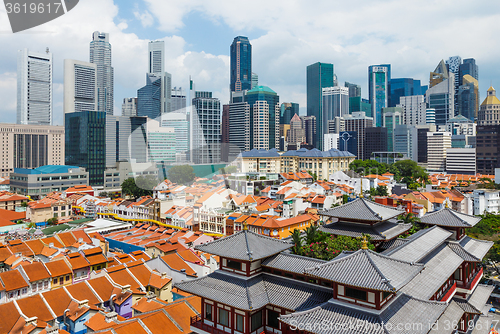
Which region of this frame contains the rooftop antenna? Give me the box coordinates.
[46,47,49,54]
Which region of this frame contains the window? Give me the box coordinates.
[345,287,367,301]
[235,314,244,332]
[44,281,48,289]
[383,291,392,300]
[53,278,57,284]
[251,310,262,331]
[226,260,242,271]
[65,275,70,281]
[268,310,280,328]
[205,304,212,321]
[219,309,229,327]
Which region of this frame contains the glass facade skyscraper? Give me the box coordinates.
[368,64,391,127]
[230,36,252,92]
[90,31,114,115]
[307,62,334,150]
[389,78,427,107]
[280,102,299,125]
[459,58,478,85]
[137,74,162,119]
[191,95,221,164]
[246,86,280,150]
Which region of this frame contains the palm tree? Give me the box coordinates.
[397,212,420,225]
[305,225,319,245]
[291,229,303,254]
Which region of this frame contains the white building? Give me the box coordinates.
[426,108,436,124]
[446,148,476,175]
[161,112,189,162]
[323,133,339,151]
[63,59,97,114]
[397,95,426,126]
[122,97,137,116]
[427,132,452,172]
[147,119,177,164]
[148,40,172,113]
[322,86,349,137]
[17,48,52,125]
[191,94,221,164]
[90,31,114,115]
[473,189,500,215]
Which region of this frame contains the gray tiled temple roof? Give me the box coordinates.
[430,300,464,333]
[304,249,423,292]
[459,236,493,260]
[174,271,331,311]
[383,226,453,263]
[319,221,411,241]
[379,238,409,251]
[467,284,494,312]
[453,298,481,315]
[194,229,292,261]
[420,208,481,227]
[279,294,447,334]
[401,244,463,300]
[447,241,481,262]
[262,253,327,275]
[319,198,405,222]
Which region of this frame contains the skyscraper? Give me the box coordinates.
[280,102,299,125]
[63,59,97,114]
[122,98,138,116]
[446,56,461,113]
[90,31,114,115]
[457,75,479,121]
[161,112,189,162]
[368,64,391,127]
[137,74,162,119]
[191,93,221,164]
[344,112,373,160]
[230,36,252,92]
[389,78,426,107]
[307,62,334,149]
[322,86,349,138]
[246,86,280,150]
[302,116,317,147]
[426,62,454,125]
[147,40,172,113]
[252,72,258,89]
[364,127,387,161]
[345,82,361,98]
[397,95,426,126]
[17,48,53,125]
[459,58,478,84]
[382,107,402,152]
[394,124,418,161]
[228,91,250,153]
[429,60,448,88]
[478,87,500,126]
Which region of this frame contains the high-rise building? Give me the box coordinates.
[397,95,426,126]
[344,82,361,98]
[65,110,106,185]
[302,115,317,147]
[228,91,250,154]
[394,124,418,161]
[147,40,172,113]
[105,115,148,167]
[446,148,476,175]
[161,112,189,162]
[478,87,500,126]
[416,124,436,164]
[446,56,461,112]
[426,70,454,125]
[221,104,230,161]
[17,48,53,125]
[323,133,339,151]
[445,115,476,136]
[429,60,449,88]
[0,123,64,177]
[368,64,391,127]
[389,78,427,107]
[344,112,373,160]
[63,59,97,114]
[322,86,349,138]
[426,108,436,125]
[171,87,187,112]
[147,119,176,164]
[230,36,252,92]
[122,98,137,116]
[246,86,280,150]
[457,75,479,121]
[280,102,299,125]
[364,127,388,161]
[382,107,402,152]
[191,93,221,164]
[90,31,114,115]
[137,74,162,119]
[338,131,358,158]
[476,125,500,174]
[251,73,258,89]
[427,131,452,172]
[288,114,305,145]
[459,58,478,84]
[349,97,371,116]
[327,117,345,134]
[307,62,334,149]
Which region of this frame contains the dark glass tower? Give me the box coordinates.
[389,78,427,107]
[280,102,299,125]
[459,58,478,85]
[230,36,252,92]
[368,64,391,127]
[307,62,334,150]
[137,74,162,119]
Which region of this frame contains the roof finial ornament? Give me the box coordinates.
[445,200,449,209]
[361,235,368,250]
[360,176,364,199]
[243,222,248,231]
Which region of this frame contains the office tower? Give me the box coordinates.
[429,60,449,88]
[394,125,418,161]
[171,87,187,112]
[63,59,97,114]
[327,117,345,134]
[397,95,426,126]
[228,91,250,153]
[147,119,177,164]
[382,107,402,152]
[280,102,299,125]
[416,124,436,164]
[90,31,114,115]
[122,98,137,116]
[161,112,189,162]
[457,75,479,121]
[106,115,148,167]
[459,58,478,84]
[426,69,454,125]
[446,148,476,175]
[426,108,436,124]
[288,114,306,145]
[221,104,230,161]
[368,64,391,127]
[246,86,280,150]
[322,86,349,138]
[476,125,500,174]
[307,62,334,149]
[338,131,358,158]
[65,111,106,185]
[349,97,371,116]
[324,133,339,151]
[147,40,172,113]
[389,78,426,107]
[302,115,317,147]
[364,127,388,161]
[446,115,476,136]
[345,82,361,98]
[478,87,500,126]
[191,93,221,164]
[344,112,373,160]
[427,132,452,172]
[17,48,52,125]
[230,36,252,92]
[0,123,64,176]
[252,73,258,89]
[137,74,162,119]
[446,56,461,112]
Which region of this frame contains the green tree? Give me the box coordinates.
[168,165,196,185]
[297,233,375,261]
[47,217,58,226]
[342,194,349,204]
[397,212,420,225]
[219,165,238,174]
[98,191,108,197]
[304,225,319,245]
[369,185,388,197]
[291,229,303,255]
[391,160,428,187]
[121,175,158,199]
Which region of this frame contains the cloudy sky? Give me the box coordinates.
[0,0,499,125]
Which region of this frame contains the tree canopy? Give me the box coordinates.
[121,175,158,199]
[219,165,238,174]
[168,165,196,185]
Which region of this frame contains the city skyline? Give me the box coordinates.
[0,0,499,126]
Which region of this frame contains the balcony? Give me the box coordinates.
[457,267,483,291]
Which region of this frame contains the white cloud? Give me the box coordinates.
[133,10,154,28]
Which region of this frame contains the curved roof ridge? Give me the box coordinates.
[360,198,383,220]
[446,241,481,262]
[363,250,395,291]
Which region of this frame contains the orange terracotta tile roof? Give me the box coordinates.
[41,287,72,317]
[148,272,171,289]
[41,236,64,249]
[21,262,51,282]
[0,302,21,333]
[57,232,77,247]
[86,276,116,301]
[44,259,72,277]
[0,208,25,221]
[0,268,28,291]
[0,245,13,262]
[160,253,197,277]
[6,240,34,257]
[66,252,90,270]
[65,282,101,306]
[15,294,54,322]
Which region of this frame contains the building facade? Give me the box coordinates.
[191,94,221,164]
[230,36,252,92]
[446,148,476,175]
[137,73,162,119]
[63,59,97,113]
[427,131,452,172]
[397,95,426,126]
[426,72,454,125]
[478,86,500,126]
[279,102,299,125]
[368,64,390,127]
[382,107,402,152]
[90,31,114,115]
[389,78,426,108]
[364,127,388,161]
[344,112,373,160]
[246,86,280,150]
[476,125,500,175]
[394,124,418,161]
[148,40,172,113]
[322,86,349,138]
[457,75,479,121]
[122,98,137,116]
